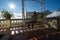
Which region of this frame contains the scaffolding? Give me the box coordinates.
[22,0,45,24]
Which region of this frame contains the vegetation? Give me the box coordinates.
[1,10,13,19]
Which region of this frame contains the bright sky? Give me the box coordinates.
[0,0,60,19]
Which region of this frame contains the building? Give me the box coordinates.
[26,12,40,19]
[46,11,60,29]
[26,11,52,22]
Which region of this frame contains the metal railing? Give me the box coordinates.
[0,19,23,28]
[10,19,23,27]
[0,19,7,28]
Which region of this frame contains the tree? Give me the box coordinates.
[1,10,13,19]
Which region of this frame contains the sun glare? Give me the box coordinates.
[9,3,15,9]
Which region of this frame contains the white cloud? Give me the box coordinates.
[11,13,22,19]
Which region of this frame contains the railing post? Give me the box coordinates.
[6,19,10,28]
[6,19,11,35]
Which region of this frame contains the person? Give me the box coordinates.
[31,11,37,28]
[31,11,37,23]
[27,11,37,29]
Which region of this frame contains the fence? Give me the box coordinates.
[0,19,23,28]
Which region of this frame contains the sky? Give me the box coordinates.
[0,0,60,19]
